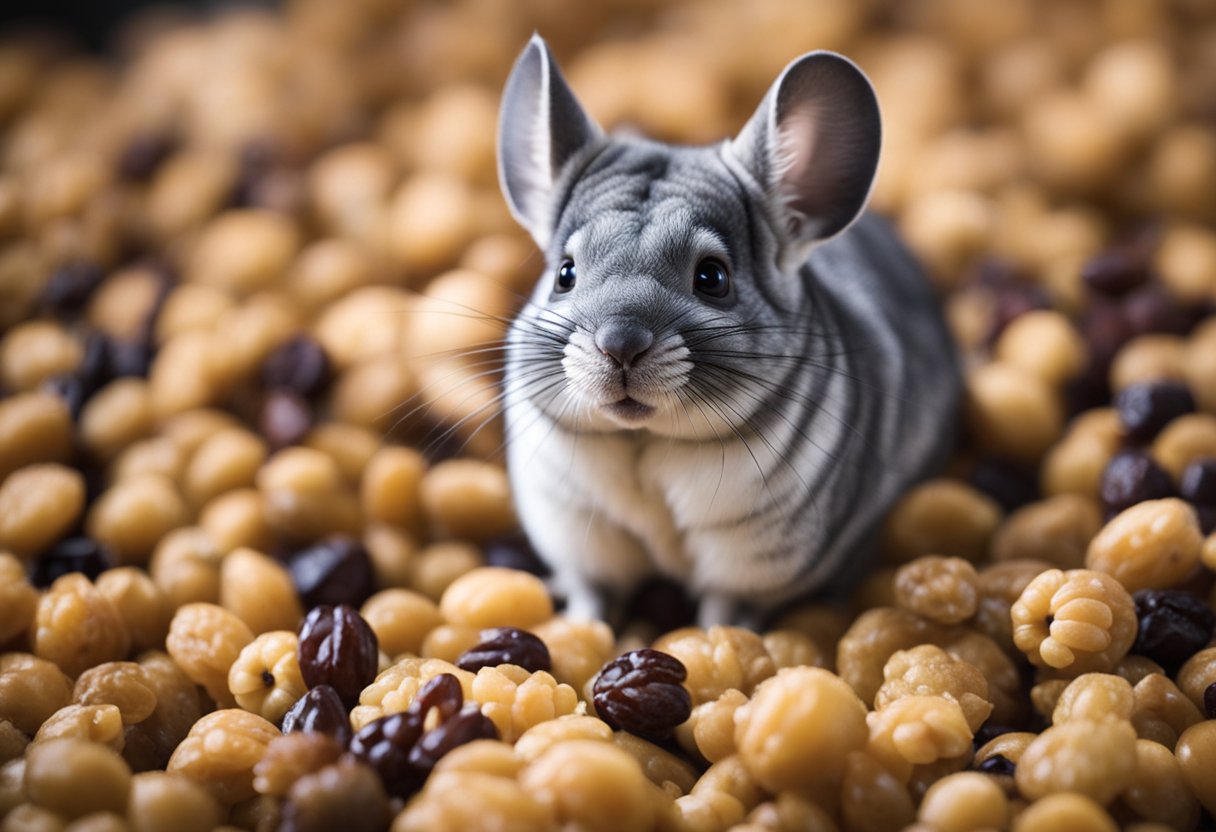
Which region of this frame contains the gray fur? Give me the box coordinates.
[498,36,960,626]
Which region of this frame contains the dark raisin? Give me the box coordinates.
[483,532,550,577]
[38,262,106,317]
[1080,246,1150,297]
[1116,381,1196,443]
[407,703,497,773]
[592,649,692,741]
[1123,283,1197,337]
[77,332,114,392]
[29,537,114,588]
[297,605,379,710]
[261,390,314,451]
[289,536,375,608]
[107,338,156,379]
[1196,505,1216,536]
[348,711,426,798]
[261,335,332,400]
[968,457,1039,512]
[985,281,1050,343]
[406,673,465,725]
[281,684,353,745]
[117,132,176,182]
[1099,450,1175,517]
[1080,299,1132,371]
[1063,363,1112,418]
[972,722,1018,749]
[456,627,551,674]
[1205,682,1216,720]
[1180,459,1216,507]
[975,754,1015,777]
[626,578,697,635]
[1130,589,1216,674]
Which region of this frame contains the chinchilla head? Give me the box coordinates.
[498,35,881,438]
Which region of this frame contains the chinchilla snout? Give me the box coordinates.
[594,318,654,370]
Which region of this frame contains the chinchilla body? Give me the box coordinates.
[497,36,960,626]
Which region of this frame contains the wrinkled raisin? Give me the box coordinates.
[456,627,551,673]
[39,262,106,317]
[281,685,353,746]
[1081,245,1150,297]
[1196,506,1216,535]
[1116,381,1196,443]
[348,711,426,798]
[592,649,692,741]
[975,754,1015,777]
[407,703,497,772]
[1205,682,1216,720]
[262,336,332,400]
[297,605,379,709]
[1180,459,1216,506]
[482,532,549,577]
[290,536,375,608]
[1131,589,1215,674]
[1100,450,1175,517]
[1123,283,1197,337]
[408,673,465,726]
[107,338,155,379]
[968,457,1039,513]
[986,281,1050,343]
[261,391,314,451]
[29,537,114,588]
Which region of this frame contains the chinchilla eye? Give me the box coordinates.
[693,258,730,299]
[554,259,577,293]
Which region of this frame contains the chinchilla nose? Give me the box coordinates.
[595,319,653,370]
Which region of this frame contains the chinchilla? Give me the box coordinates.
[496,34,960,628]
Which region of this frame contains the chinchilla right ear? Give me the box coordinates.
[727,52,882,269]
[497,34,603,249]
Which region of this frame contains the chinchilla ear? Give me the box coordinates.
[729,51,881,264]
[497,34,603,248]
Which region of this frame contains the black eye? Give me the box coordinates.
[554,259,576,293]
[694,258,730,299]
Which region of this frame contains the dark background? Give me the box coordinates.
[0,0,268,50]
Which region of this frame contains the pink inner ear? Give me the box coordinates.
[773,102,822,232]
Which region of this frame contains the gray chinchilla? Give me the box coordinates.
[496,35,960,628]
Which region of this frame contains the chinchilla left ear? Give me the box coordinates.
[728,52,882,267]
[497,34,603,249]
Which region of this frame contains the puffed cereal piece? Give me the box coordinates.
[893,556,979,624]
[744,792,837,832]
[532,616,615,693]
[972,559,1053,656]
[439,567,553,630]
[228,631,307,724]
[839,750,916,832]
[1176,646,1216,714]
[1085,498,1203,592]
[880,479,1002,564]
[0,721,26,764]
[917,771,1008,832]
[615,732,699,796]
[24,738,132,820]
[991,494,1102,569]
[350,657,474,730]
[760,630,825,670]
[874,645,992,732]
[1012,794,1117,832]
[73,663,157,726]
[432,739,525,780]
[219,548,303,636]
[166,603,255,708]
[734,668,868,794]
[251,732,344,798]
[33,705,124,752]
[33,573,132,678]
[1014,719,1136,804]
[672,790,745,832]
[127,771,224,832]
[520,740,655,832]
[360,589,443,658]
[1130,673,1203,748]
[1050,673,1134,725]
[679,689,748,764]
[1151,413,1216,480]
[652,626,775,707]
[166,710,279,806]
[1120,739,1200,830]
[1010,568,1137,673]
[0,463,85,558]
[471,664,579,743]
[0,552,37,643]
[1175,721,1216,815]
[836,607,949,704]
[866,695,973,782]
[394,771,556,832]
[513,716,614,763]
[95,568,171,655]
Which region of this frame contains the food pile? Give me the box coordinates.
[1,0,1215,830]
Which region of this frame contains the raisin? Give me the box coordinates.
[1080,245,1150,297]
[592,649,692,741]
[1195,506,1216,536]
[1123,284,1197,337]
[38,262,106,317]
[985,282,1050,343]
[456,627,551,674]
[407,673,465,725]
[483,532,550,577]
[107,338,155,380]
[289,536,375,608]
[41,374,90,420]
[1080,299,1132,371]
[117,132,176,182]
[407,703,497,773]
[968,457,1039,513]
[1099,450,1175,517]
[281,685,353,746]
[1116,381,1196,443]
[348,711,426,798]
[29,537,114,588]
[261,390,314,451]
[1130,589,1215,674]
[297,605,379,709]
[261,336,332,400]
[1205,682,1216,720]
[1180,459,1216,507]
[975,754,1015,777]
[626,578,697,635]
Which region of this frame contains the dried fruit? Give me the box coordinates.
[297,605,379,709]
[281,685,353,746]
[1116,381,1195,443]
[592,649,692,741]
[1180,458,1216,506]
[261,335,332,399]
[1099,450,1174,517]
[1131,589,1215,673]
[456,627,552,674]
[289,536,375,608]
[30,537,115,589]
